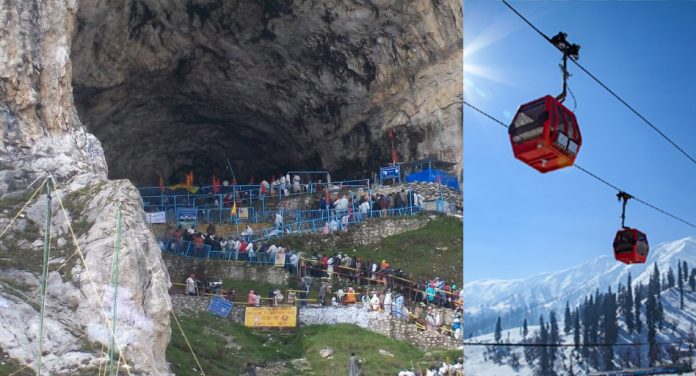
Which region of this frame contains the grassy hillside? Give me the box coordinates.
[167,312,461,376]
[281,215,462,284]
[342,216,462,284]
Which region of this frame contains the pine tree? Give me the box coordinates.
[549,311,559,370]
[690,268,696,292]
[657,299,664,330]
[678,260,683,283]
[679,264,685,309]
[523,318,528,340]
[650,264,661,296]
[550,311,560,344]
[537,315,552,376]
[573,308,580,350]
[495,316,502,343]
[683,261,689,282]
[564,301,572,335]
[582,297,591,359]
[602,288,618,370]
[625,272,634,333]
[647,293,659,366]
[667,266,675,289]
[634,285,642,334]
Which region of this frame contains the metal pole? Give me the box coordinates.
[37,179,51,376]
[108,208,123,376]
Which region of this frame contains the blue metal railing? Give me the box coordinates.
[160,238,212,258]
[249,205,422,243]
[159,204,422,262]
[140,178,371,214]
[160,237,292,268]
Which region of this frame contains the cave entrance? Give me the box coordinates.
[70,0,463,187]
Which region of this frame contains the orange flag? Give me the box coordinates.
[231,201,237,217]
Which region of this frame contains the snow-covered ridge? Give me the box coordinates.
[465,236,696,333]
[464,281,696,375]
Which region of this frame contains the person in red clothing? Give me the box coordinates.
[443,283,452,308]
[379,194,389,216]
[239,240,248,254]
[193,233,205,249]
[247,290,257,306]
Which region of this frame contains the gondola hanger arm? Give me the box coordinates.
[617,191,633,229]
[550,32,581,103]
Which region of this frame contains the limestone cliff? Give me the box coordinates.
[0,1,171,374]
[71,0,463,185]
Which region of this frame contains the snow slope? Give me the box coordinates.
[464,287,696,375]
[465,236,696,335]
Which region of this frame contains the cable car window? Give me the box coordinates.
[551,104,559,132]
[556,132,570,151]
[512,101,545,128]
[511,101,548,143]
[567,139,579,155]
[567,113,576,140]
[615,232,636,253]
[558,108,571,137]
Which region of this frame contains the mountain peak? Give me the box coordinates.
[465,235,696,335]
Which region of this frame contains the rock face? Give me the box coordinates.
[0,1,171,374]
[71,0,463,185]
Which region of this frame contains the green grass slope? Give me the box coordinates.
[167,313,461,376]
[281,216,462,284]
[343,216,462,284]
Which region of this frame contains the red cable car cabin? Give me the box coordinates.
[509,95,582,173]
[613,228,649,264]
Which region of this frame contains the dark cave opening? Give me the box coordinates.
[70,0,462,187]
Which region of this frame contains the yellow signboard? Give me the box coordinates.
[238,207,249,219]
[274,253,286,267]
[244,306,297,328]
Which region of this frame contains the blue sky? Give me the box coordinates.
[464,1,696,281]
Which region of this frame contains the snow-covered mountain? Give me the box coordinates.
[465,236,696,335]
[464,284,696,375]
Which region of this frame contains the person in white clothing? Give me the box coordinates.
[383,291,393,315]
[426,308,437,331]
[186,273,198,296]
[417,193,425,208]
[341,214,349,232]
[394,294,404,319]
[268,244,278,261]
[370,293,381,311]
[359,200,370,215]
[242,225,253,242]
[289,252,299,274]
[246,242,255,260]
[361,294,370,311]
[334,195,349,218]
[327,256,335,278]
[275,211,283,230]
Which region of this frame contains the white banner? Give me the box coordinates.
[145,211,166,224]
[239,207,249,219]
